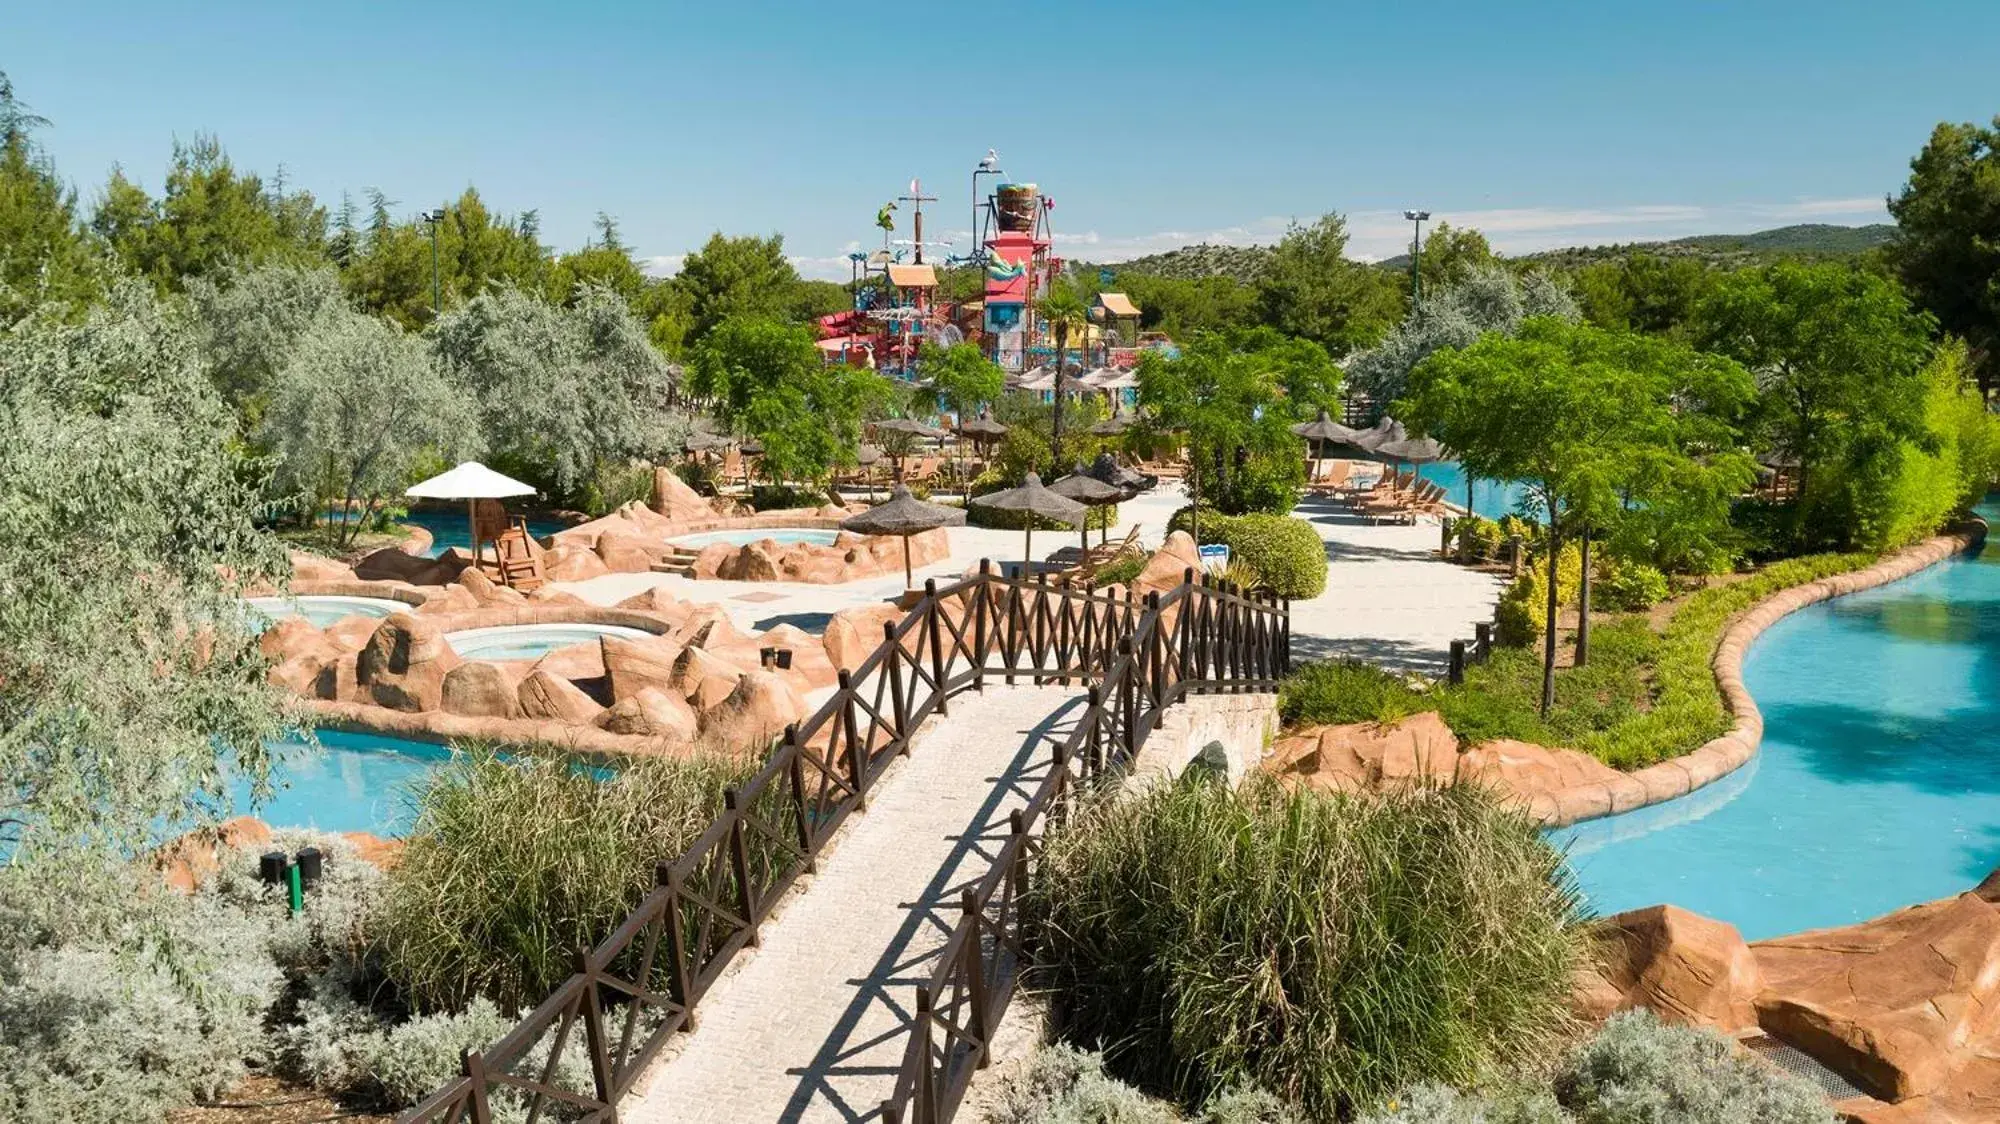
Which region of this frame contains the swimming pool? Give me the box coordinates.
[247,594,410,629]
[246,729,450,835]
[671,527,842,550]
[1553,514,2000,940]
[407,510,569,559]
[443,622,654,662]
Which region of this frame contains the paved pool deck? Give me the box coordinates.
[553,484,1501,674]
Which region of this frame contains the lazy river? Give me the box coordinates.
[1555,506,2000,940]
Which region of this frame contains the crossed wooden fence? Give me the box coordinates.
[397,564,1289,1124]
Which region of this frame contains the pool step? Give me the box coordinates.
[652,548,700,577]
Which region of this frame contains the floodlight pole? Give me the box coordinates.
[1403,209,1430,311]
[422,208,446,315]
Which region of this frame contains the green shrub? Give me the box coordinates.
[1453,515,1505,563]
[1213,514,1326,598]
[1167,504,1227,542]
[1494,572,1546,647]
[1354,1082,1564,1124]
[1093,552,1148,587]
[751,482,830,511]
[1592,559,1669,612]
[582,459,658,517]
[376,748,745,1013]
[673,459,715,495]
[993,1044,1305,1124]
[1279,659,1426,727]
[1032,778,1584,1120]
[1553,1011,1836,1123]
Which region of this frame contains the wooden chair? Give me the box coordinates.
[494,521,547,590]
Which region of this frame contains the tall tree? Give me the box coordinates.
[920,341,1005,483]
[1695,260,1936,546]
[1888,116,2000,388]
[1346,264,1579,407]
[0,280,289,863]
[97,135,328,288]
[1037,280,1090,471]
[184,261,348,420]
[690,317,890,491]
[1416,221,1497,295]
[0,70,100,319]
[1257,213,1403,358]
[1402,318,1753,701]
[1568,251,1720,336]
[261,308,480,546]
[431,284,685,506]
[672,232,806,344]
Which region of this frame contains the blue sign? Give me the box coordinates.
[1098,268,1115,286]
[1197,543,1230,567]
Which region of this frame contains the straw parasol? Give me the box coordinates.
[1291,407,1368,483]
[683,430,732,454]
[1088,452,1149,495]
[1088,410,1134,436]
[841,484,967,588]
[871,417,950,440]
[958,408,1009,441]
[406,462,537,569]
[968,471,1086,571]
[1050,464,1126,550]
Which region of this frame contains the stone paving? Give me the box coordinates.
[624,686,1083,1124]
[554,483,1500,674]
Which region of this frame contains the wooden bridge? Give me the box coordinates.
[397,565,1291,1124]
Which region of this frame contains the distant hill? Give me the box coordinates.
[1080,243,1274,285]
[1092,224,1898,281]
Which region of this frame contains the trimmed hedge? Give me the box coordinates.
[1166,506,1327,599]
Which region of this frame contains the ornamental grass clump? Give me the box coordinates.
[376,747,746,1014]
[1030,777,1585,1119]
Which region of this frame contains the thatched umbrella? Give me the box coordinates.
[1370,427,1452,505]
[1088,452,1149,495]
[871,417,950,440]
[841,484,966,588]
[1050,464,1126,550]
[969,471,1085,571]
[958,408,1008,480]
[1290,407,1368,483]
[1089,410,1134,437]
[683,430,732,455]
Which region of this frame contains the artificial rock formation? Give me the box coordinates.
[356,613,462,712]
[689,527,950,585]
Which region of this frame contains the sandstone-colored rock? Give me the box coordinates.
[526,587,588,607]
[323,614,383,653]
[268,652,327,696]
[314,653,362,702]
[544,544,611,582]
[700,669,809,752]
[1754,893,2000,1101]
[598,686,699,740]
[357,612,461,711]
[517,668,606,724]
[156,816,274,892]
[456,566,500,602]
[441,661,522,719]
[414,583,481,615]
[668,606,746,651]
[823,603,908,672]
[596,528,662,573]
[690,541,735,580]
[354,546,448,585]
[654,465,718,523]
[616,586,692,622]
[340,832,405,870]
[601,634,684,701]
[259,616,329,663]
[289,551,357,582]
[1456,738,1627,797]
[529,642,606,682]
[1596,904,1763,1033]
[1271,712,1460,790]
[673,646,745,710]
[1135,531,1201,599]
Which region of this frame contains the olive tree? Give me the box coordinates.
[1347,264,1579,407]
[260,309,480,545]
[430,283,687,507]
[184,261,347,420]
[0,281,290,865]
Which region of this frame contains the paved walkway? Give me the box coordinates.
[625,686,1083,1124]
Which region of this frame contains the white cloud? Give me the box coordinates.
[641,254,684,278]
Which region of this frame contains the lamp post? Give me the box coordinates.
[1402,209,1430,311]
[971,149,1003,266]
[420,207,446,315]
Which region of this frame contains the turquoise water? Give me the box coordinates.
[671,527,840,549]
[246,729,450,835]
[247,594,408,629]
[407,510,569,558]
[1416,462,1540,522]
[1553,517,2000,940]
[444,622,652,662]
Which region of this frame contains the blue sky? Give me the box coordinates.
[10,1,1998,278]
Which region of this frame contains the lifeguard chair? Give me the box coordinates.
[472,499,547,591]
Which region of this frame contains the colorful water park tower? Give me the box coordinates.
[980,181,1056,372]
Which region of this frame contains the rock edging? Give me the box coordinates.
[1530,522,1988,828]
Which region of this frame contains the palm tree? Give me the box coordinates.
[1036,281,1090,472]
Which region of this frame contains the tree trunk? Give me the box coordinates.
[1541,522,1560,717]
[1050,326,1067,473]
[1575,526,1592,666]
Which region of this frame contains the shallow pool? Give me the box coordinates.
[245,729,450,835]
[671,527,841,550]
[247,594,410,629]
[1553,515,2000,939]
[1415,462,1539,522]
[407,510,569,559]
[444,622,653,662]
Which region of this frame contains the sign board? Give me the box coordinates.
[1197,543,1230,567]
[1098,268,1115,286]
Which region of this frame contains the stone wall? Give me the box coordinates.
[1129,691,1279,787]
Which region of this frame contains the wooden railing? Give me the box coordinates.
[396,565,1288,1124]
[880,574,1288,1124]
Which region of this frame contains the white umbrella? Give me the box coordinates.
[406,462,538,569]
